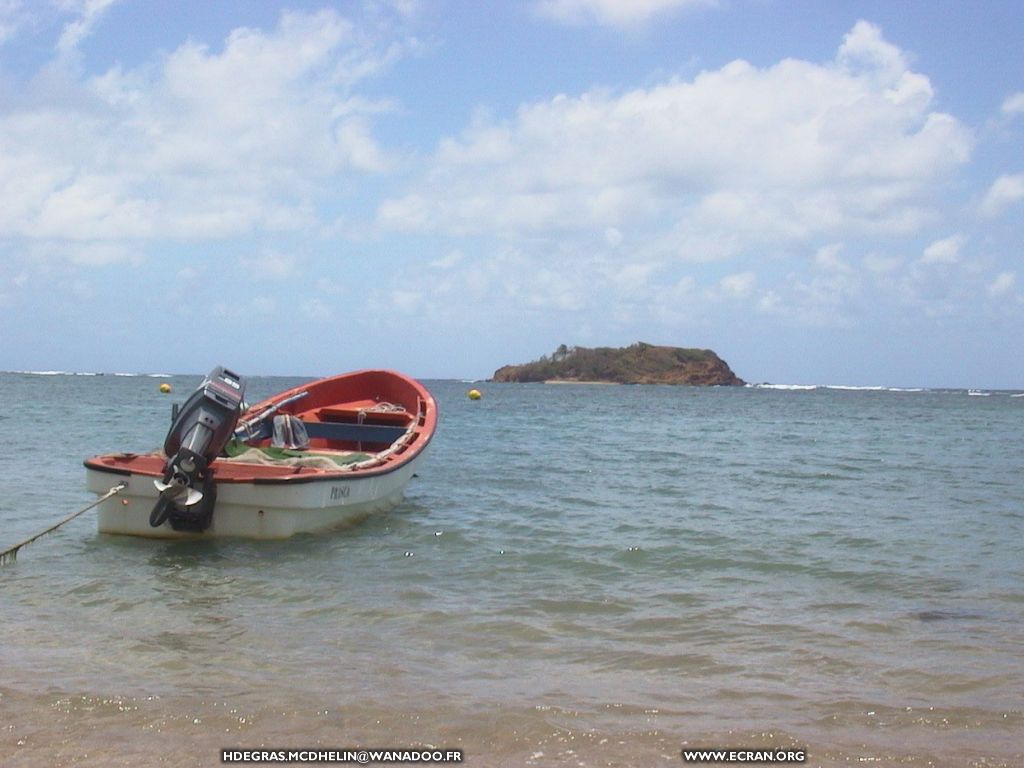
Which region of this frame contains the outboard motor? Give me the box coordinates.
[150,366,245,531]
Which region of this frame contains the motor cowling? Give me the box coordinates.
[150,366,245,531]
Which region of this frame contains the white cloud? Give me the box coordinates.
[988,271,1016,297]
[862,252,903,274]
[758,290,782,314]
[0,0,27,44]
[533,0,713,28]
[710,271,756,300]
[379,21,971,257]
[369,19,1019,341]
[604,227,623,247]
[18,239,141,267]
[390,289,423,313]
[1002,92,1024,116]
[57,0,120,58]
[646,276,698,324]
[511,265,587,310]
[371,0,423,20]
[814,243,852,273]
[837,19,932,108]
[429,249,465,269]
[71,278,95,299]
[742,237,1013,327]
[316,277,348,295]
[920,234,965,265]
[238,250,299,280]
[215,295,276,318]
[301,298,334,320]
[0,8,404,254]
[64,242,139,266]
[899,235,977,317]
[609,262,659,294]
[755,269,862,327]
[979,174,1024,218]
[371,24,994,335]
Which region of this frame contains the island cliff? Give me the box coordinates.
[492,342,745,386]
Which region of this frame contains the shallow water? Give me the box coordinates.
[1,373,1022,766]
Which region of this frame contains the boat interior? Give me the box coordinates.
[86,371,433,482]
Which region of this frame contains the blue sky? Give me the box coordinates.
[1,0,1022,387]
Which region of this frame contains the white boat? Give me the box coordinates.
[84,368,437,539]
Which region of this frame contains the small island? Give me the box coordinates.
[492,342,745,386]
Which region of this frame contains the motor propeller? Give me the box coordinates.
[154,472,205,507]
[149,367,245,530]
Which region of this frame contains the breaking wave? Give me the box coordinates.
[751,383,929,393]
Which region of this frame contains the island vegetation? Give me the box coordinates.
[491,342,745,386]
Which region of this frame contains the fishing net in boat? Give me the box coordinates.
[220,442,372,470]
[355,401,407,422]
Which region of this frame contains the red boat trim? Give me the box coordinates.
[82,461,132,476]
[84,369,437,487]
[84,460,418,485]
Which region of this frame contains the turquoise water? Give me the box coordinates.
[1,372,1022,767]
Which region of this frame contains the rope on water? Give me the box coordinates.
[0,482,127,566]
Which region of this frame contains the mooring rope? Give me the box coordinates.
[0,482,127,566]
[356,401,406,424]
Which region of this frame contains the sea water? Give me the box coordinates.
[0,372,1021,767]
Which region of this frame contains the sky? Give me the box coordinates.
[0,0,1022,387]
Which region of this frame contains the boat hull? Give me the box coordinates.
[86,455,422,539]
[84,369,437,540]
